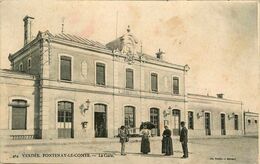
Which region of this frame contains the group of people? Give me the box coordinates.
[118,121,189,158]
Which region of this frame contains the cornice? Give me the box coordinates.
[42,84,186,102]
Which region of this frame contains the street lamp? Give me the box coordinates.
[197,110,205,119]
[228,112,235,120]
[81,99,90,114]
[80,99,90,129]
[163,106,172,118]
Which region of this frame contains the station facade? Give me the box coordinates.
[0,16,256,140]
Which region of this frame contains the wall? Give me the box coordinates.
[187,94,243,137]
[244,112,258,135]
[0,70,39,139]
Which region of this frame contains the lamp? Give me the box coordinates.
[163,106,172,118]
[228,112,235,120]
[197,110,205,119]
[81,121,88,128]
[80,99,90,115]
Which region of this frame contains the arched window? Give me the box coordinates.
[150,108,160,136]
[234,114,238,130]
[124,106,135,128]
[57,101,73,138]
[11,99,28,130]
[188,111,194,129]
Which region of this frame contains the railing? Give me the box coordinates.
[117,128,141,137]
[117,128,160,137]
[10,135,35,140]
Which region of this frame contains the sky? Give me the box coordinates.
[0,1,259,112]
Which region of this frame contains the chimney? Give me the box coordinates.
[156,49,164,60]
[216,93,224,99]
[23,15,34,46]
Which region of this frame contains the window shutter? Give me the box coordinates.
[151,73,158,92]
[12,107,27,130]
[126,69,134,89]
[96,63,105,85]
[60,56,72,81]
[173,77,179,94]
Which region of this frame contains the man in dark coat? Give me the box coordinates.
[162,126,173,156]
[180,121,188,158]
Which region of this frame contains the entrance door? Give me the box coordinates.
[205,112,211,135]
[221,113,226,135]
[172,109,181,135]
[94,104,107,138]
[57,101,73,138]
[150,108,160,136]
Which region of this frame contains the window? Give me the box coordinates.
[19,63,23,72]
[151,73,158,92]
[11,99,28,130]
[248,119,251,124]
[173,77,179,94]
[124,106,135,128]
[28,58,31,69]
[188,111,194,129]
[150,108,160,136]
[60,56,72,81]
[96,63,105,85]
[234,114,238,130]
[126,68,134,89]
[255,120,258,124]
[58,101,73,123]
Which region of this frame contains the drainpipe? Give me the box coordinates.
[183,64,190,122]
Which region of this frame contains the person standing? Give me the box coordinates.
[119,125,129,155]
[162,126,173,156]
[180,121,188,158]
[140,125,151,154]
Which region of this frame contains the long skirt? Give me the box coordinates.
[141,137,150,154]
[162,137,173,155]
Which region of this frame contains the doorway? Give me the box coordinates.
[172,109,181,135]
[94,104,107,138]
[221,113,226,135]
[205,112,211,135]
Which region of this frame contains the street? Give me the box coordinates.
[1,136,258,164]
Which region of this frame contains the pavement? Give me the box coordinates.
[0,136,258,164]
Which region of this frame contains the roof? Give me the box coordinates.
[9,30,186,70]
[187,93,242,104]
[46,31,108,50]
[0,69,36,80]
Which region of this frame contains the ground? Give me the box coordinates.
[1,136,258,164]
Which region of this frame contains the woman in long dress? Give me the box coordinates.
[140,125,151,154]
[162,126,173,156]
